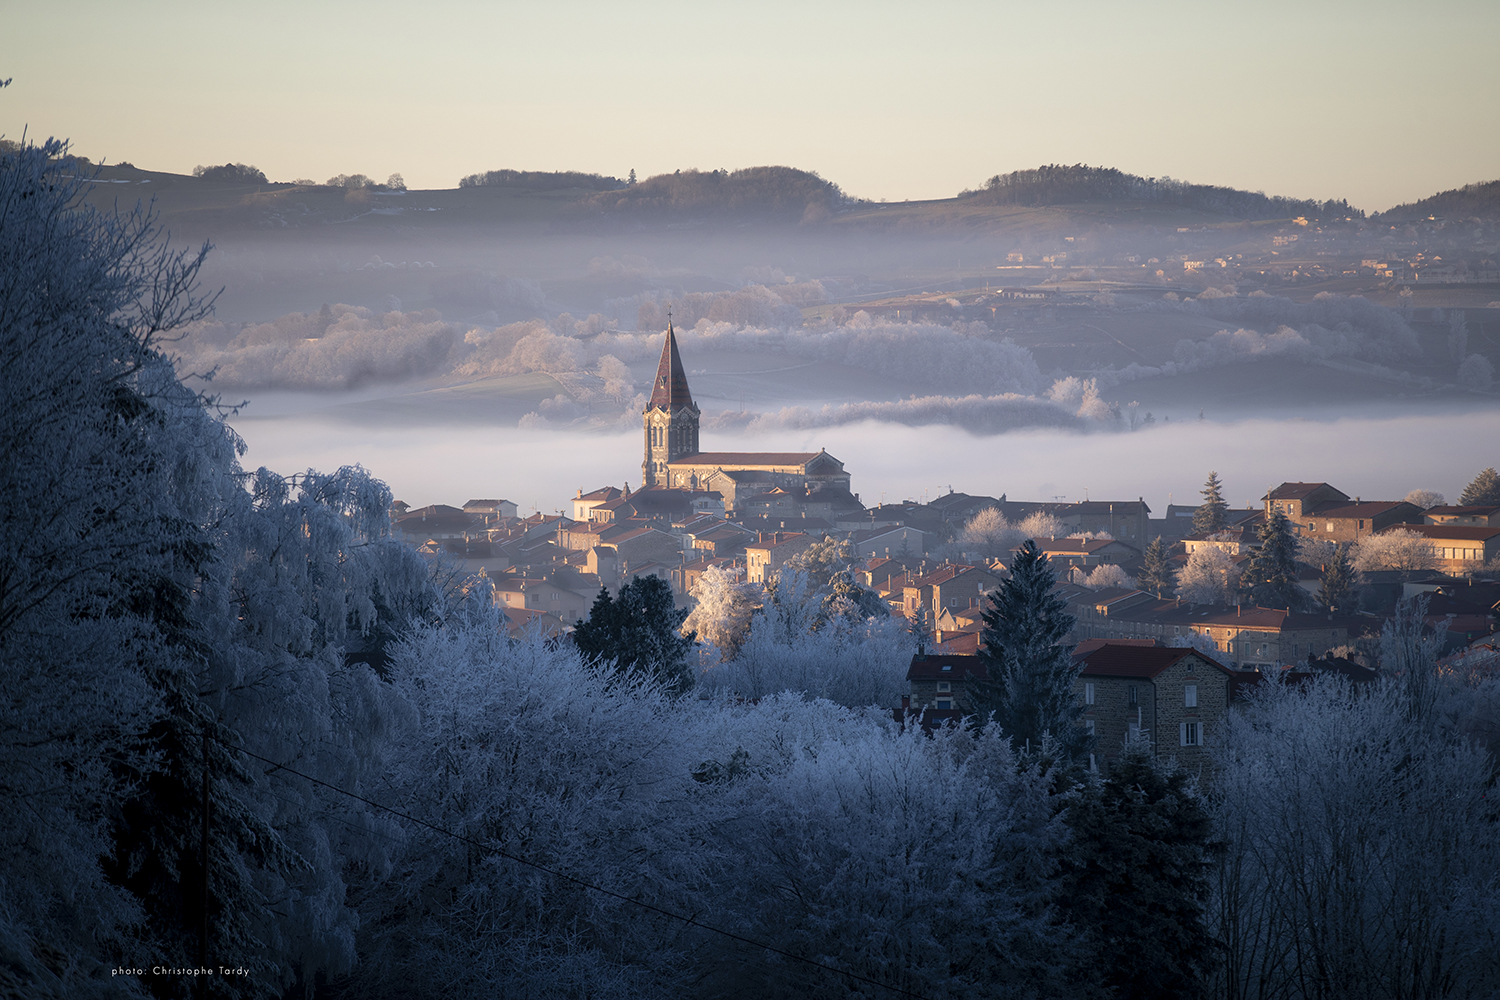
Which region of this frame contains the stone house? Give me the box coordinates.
[902,563,1003,619]
[906,652,988,713]
[1058,499,1152,548]
[1074,643,1234,771]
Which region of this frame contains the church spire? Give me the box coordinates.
[648,318,694,412]
[642,320,700,488]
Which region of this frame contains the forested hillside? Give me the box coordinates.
[962,163,1362,219]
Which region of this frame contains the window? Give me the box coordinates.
[1180,721,1201,746]
[936,681,951,693]
[935,698,953,710]
[1085,719,1096,736]
[1127,685,1138,707]
[1085,682,1095,705]
[1184,684,1197,708]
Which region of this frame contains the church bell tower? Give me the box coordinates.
[642,319,700,487]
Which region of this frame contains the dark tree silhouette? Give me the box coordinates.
[573,576,696,692]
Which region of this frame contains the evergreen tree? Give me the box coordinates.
[1138,536,1176,598]
[975,541,1087,757]
[1059,739,1218,999]
[1191,471,1229,535]
[1241,507,1305,610]
[1457,466,1500,506]
[1317,541,1357,614]
[573,576,696,692]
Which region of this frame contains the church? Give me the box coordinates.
[642,322,853,512]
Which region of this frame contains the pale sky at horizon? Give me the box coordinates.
[2,0,1495,212]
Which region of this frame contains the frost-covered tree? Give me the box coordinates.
[1176,545,1241,605]
[1240,507,1305,610]
[711,718,1071,999]
[1458,466,1500,506]
[976,541,1087,757]
[1211,674,1500,1000]
[1137,535,1175,598]
[1191,471,1229,535]
[1078,563,1136,590]
[1457,352,1495,390]
[1403,488,1446,510]
[702,571,912,707]
[781,533,856,588]
[1351,529,1436,575]
[682,564,760,661]
[0,137,434,997]
[573,576,696,692]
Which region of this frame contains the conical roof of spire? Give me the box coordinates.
[647,320,694,411]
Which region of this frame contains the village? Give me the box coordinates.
[389,327,1500,771]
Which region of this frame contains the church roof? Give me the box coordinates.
[647,321,694,412]
[669,451,832,469]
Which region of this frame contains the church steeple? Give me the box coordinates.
[642,319,700,487]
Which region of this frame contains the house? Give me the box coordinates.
[906,652,988,713]
[1425,505,1500,528]
[573,485,623,522]
[1067,590,1357,669]
[1294,500,1422,542]
[1383,524,1500,573]
[1073,643,1235,770]
[845,525,926,560]
[744,532,815,584]
[492,575,591,625]
[463,498,518,518]
[1057,499,1152,547]
[1265,482,1349,520]
[902,563,1003,619]
[1031,537,1140,574]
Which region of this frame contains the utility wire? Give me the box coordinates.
[217,735,936,1000]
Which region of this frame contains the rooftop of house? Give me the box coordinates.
[1426,505,1500,517]
[1382,524,1500,541]
[1062,499,1152,516]
[1075,643,1233,678]
[906,652,989,683]
[1308,500,1416,518]
[576,485,624,503]
[908,563,991,589]
[1267,482,1347,501]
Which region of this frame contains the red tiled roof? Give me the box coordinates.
[1426,505,1500,516]
[1308,500,1415,518]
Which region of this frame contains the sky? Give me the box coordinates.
[3,0,1496,212]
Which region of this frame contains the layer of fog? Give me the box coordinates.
[230,409,1500,517]
[176,285,1478,437]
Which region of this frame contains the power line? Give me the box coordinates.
[217,735,937,1000]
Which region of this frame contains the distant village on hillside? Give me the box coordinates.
[390,327,1500,736]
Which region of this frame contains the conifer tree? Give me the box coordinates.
[1059,740,1218,999]
[975,540,1086,757]
[1191,471,1229,535]
[1241,507,1305,610]
[573,576,696,692]
[1457,467,1500,506]
[1137,536,1175,598]
[1317,542,1357,614]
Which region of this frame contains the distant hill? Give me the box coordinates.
[458,168,627,192]
[582,166,853,223]
[1377,179,1500,220]
[960,164,1361,221]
